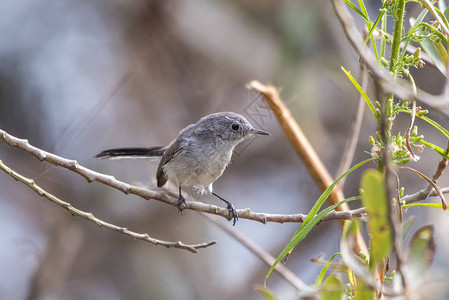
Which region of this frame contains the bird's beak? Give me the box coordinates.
[250,128,270,136]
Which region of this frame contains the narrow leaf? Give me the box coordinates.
[254,285,278,300]
[405,226,436,284]
[265,196,360,279]
[401,216,416,240]
[354,276,376,300]
[445,6,449,22]
[344,0,371,23]
[402,203,445,209]
[340,220,375,287]
[364,9,386,45]
[420,0,449,35]
[315,253,342,287]
[319,274,345,300]
[341,68,376,117]
[398,108,449,138]
[415,138,449,160]
[266,159,373,279]
[361,169,393,264]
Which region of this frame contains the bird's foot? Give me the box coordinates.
[226,203,238,226]
[176,194,186,214]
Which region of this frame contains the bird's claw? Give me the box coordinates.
[227,203,238,226]
[177,195,186,214]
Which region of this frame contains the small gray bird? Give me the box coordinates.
[95,112,270,225]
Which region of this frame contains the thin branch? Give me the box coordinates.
[203,214,308,291]
[331,0,449,114]
[0,159,216,253]
[247,80,369,256]
[1,129,447,224]
[422,141,449,196]
[247,81,347,210]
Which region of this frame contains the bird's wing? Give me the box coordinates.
[156,123,196,187]
[156,139,183,187]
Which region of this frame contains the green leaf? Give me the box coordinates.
[357,0,379,60]
[315,253,341,287]
[265,196,360,280]
[340,220,375,287]
[254,285,278,300]
[419,0,449,35]
[402,203,445,209]
[415,138,449,160]
[405,226,436,284]
[341,67,376,118]
[415,114,449,139]
[420,38,448,75]
[360,169,393,265]
[265,158,373,280]
[401,216,416,240]
[364,9,386,46]
[402,11,429,60]
[319,274,345,300]
[444,6,449,22]
[344,0,371,23]
[354,276,376,300]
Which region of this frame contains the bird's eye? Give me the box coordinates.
[231,123,240,131]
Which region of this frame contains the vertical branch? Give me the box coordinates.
[389,0,406,75]
[374,79,406,294]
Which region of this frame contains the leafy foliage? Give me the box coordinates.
[263,0,449,298]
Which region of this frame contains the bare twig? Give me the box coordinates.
[0,159,216,253]
[423,141,449,197]
[397,165,447,210]
[247,80,347,210]
[247,80,369,256]
[203,214,308,291]
[1,129,447,224]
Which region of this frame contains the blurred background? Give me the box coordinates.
[1,0,449,299]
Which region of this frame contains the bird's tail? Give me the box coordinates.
[95,147,166,159]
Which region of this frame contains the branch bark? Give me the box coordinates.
[0,159,216,253]
[1,128,447,227]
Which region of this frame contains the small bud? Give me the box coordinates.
[380,57,389,66]
[411,125,418,136]
[417,109,428,116]
[387,98,393,116]
[413,47,421,59]
[375,108,381,119]
[404,55,413,63]
[376,131,382,142]
[387,118,393,130]
[414,135,423,142]
[369,136,376,145]
[400,157,411,164]
[359,252,368,261]
[399,187,405,198]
